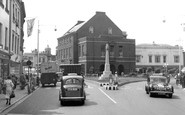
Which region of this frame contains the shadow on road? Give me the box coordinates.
[150,94,180,99]
[60,99,97,107]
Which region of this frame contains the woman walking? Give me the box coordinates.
[4,76,14,105]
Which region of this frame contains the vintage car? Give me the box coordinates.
[145,75,174,98]
[59,73,86,105]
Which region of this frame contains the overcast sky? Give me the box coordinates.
[23,0,185,54]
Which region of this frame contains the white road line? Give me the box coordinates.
[98,88,117,104]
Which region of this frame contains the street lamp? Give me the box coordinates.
[36,21,57,78]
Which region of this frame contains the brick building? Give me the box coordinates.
[56,11,135,75]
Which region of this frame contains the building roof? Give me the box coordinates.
[136,43,179,49]
[63,21,86,36]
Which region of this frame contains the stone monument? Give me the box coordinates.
[99,43,112,80]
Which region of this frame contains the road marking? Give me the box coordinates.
[98,88,117,104]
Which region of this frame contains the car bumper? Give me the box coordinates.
[150,91,173,95]
[60,96,85,101]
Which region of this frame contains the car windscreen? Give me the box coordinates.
[150,77,167,84]
[64,78,81,85]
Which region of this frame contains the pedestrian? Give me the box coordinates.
[20,73,26,90]
[109,74,114,85]
[4,76,14,105]
[11,74,17,89]
[114,72,119,85]
[0,77,2,94]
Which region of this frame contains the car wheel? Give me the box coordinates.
[149,92,153,97]
[168,94,172,98]
[42,84,45,87]
[81,100,85,105]
[60,100,65,106]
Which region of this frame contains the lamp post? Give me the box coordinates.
[36,22,57,78]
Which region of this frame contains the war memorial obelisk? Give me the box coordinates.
[99,43,112,80]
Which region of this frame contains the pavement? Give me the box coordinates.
[0,85,39,114]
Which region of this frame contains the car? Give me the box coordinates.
[59,73,86,105]
[145,75,174,98]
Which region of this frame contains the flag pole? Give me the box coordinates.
[37,20,40,82]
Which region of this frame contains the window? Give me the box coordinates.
[0,23,2,45]
[15,35,17,53]
[149,55,152,63]
[101,45,105,57]
[5,27,8,49]
[89,26,94,33]
[110,45,114,57]
[12,31,14,51]
[163,55,166,63]
[81,44,86,56]
[17,36,19,54]
[118,46,123,57]
[136,55,141,63]
[174,55,179,63]
[78,45,81,57]
[108,27,112,34]
[155,55,160,63]
[69,47,72,58]
[5,0,9,13]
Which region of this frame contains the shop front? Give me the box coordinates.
[0,50,10,94]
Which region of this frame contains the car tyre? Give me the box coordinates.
[81,100,85,105]
[60,100,65,106]
[168,94,173,98]
[149,92,153,97]
[42,84,45,87]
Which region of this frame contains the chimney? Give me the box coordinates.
[96,11,106,15]
[76,20,84,25]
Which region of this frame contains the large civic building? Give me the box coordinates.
[56,11,135,75]
[136,43,184,73]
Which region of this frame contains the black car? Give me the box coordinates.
[145,74,174,98]
[59,73,86,105]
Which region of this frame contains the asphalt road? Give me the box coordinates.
[4,80,185,115]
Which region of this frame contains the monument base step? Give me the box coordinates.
[100,83,109,87]
[105,85,118,90]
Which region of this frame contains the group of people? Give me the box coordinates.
[175,72,185,88]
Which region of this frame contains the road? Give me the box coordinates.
[4,80,185,115]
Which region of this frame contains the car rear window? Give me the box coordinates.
[65,78,81,85]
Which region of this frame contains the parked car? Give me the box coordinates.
[59,73,86,105]
[145,74,174,98]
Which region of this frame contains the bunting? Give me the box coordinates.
[27,18,35,37]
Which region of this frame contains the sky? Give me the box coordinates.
[22,0,185,55]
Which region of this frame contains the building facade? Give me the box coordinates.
[0,0,26,79]
[56,11,135,75]
[9,0,26,76]
[0,0,11,78]
[136,43,184,73]
[23,46,56,73]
